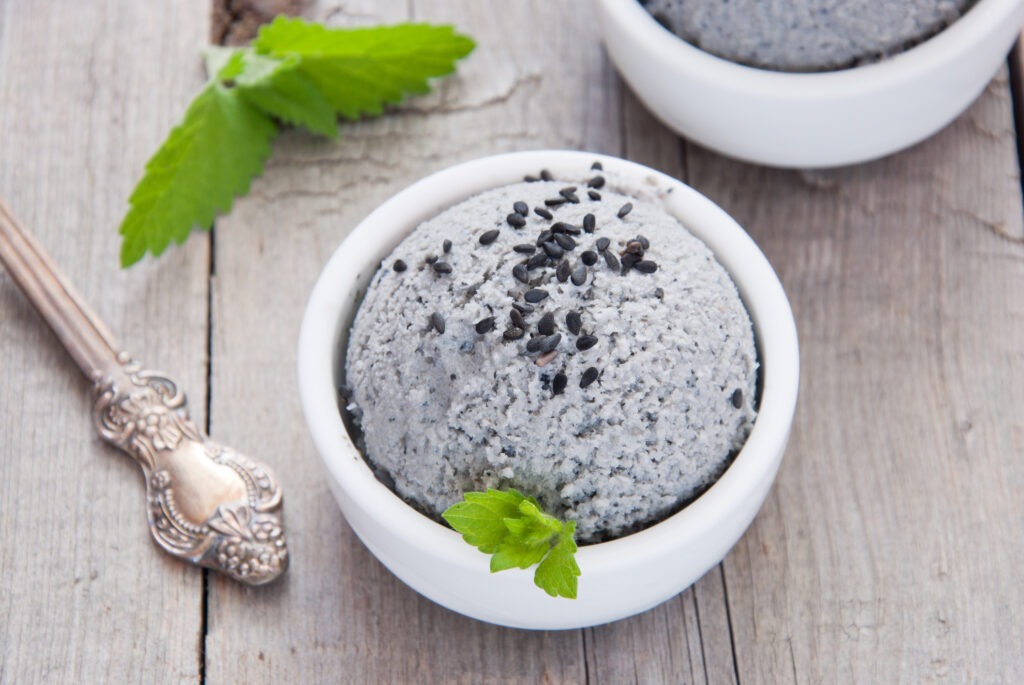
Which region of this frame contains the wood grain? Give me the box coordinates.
[0,1,210,683]
[686,71,1024,683]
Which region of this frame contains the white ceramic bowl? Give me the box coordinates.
[298,151,799,629]
[596,0,1024,168]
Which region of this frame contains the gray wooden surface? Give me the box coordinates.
[1,1,1023,683]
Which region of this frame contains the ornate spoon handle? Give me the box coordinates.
[0,199,287,585]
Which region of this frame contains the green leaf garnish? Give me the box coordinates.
[119,82,277,266]
[443,489,581,599]
[119,18,475,266]
[253,19,475,119]
[227,51,338,138]
[534,522,580,599]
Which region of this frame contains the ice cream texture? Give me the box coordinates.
[641,0,976,72]
[344,166,758,543]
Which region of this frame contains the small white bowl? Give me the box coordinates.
[595,0,1024,168]
[298,151,799,629]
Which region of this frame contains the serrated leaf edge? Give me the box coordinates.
[442,489,579,600]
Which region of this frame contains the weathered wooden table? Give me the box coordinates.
[2,1,1022,682]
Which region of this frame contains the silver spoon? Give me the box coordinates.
[0,199,288,585]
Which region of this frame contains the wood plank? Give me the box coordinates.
[686,70,1024,683]
[203,0,632,682]
[0,1,209,683]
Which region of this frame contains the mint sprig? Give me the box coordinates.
[119,17,475,266]
[442,489,581,599]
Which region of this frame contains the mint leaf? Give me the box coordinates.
[534,522,581,599]
[490,539,549,572]
[224,50,338,138]
[442,488,527,553]
[253,18,476,119]
[120,19,474,267]
[506,500,562,545]
[442,489,580,599]
[119,83,276,266]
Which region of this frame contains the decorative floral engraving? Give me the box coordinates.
[92,357,287,585]
[209,502,288,583]
[94,361,200,470]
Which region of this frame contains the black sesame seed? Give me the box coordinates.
[540,169,553,181]
[479,229,500,245]
[581,250,598,266]
[583,213,596,233]
[526,252,548,270]
[513,263,530,284]
[553,233,576,251]
[539,333,562,353]
[524,175,539,183]
[634,260,658,274]
[513,201,529,216]
[475,316,495,334]
[426,255,439,264]
[513,243,536,254]
[512,302,535,314]
[580,366,600,388]
[591,161,603,171]
[544,197,567,207]
[566,311,582,335]
[525,288,549,303]
[542,241,564,259]
[510,308,526,329]
[432,261,453,275]
[503,326,525,341]
[442,239,452,254]
[562,192,580,204]
[393,259,407,272]
[588,190,602,201]
[526,336,544,353]
[571,264,587,286]
[617,202,633,218]
[621,252,641,273]
[535,230,553,245]
[534,207,553,220]
[559,185,577,194]
[731,388,744,409]
[552,222,581,235]
[596,237,611,252]
[431,312,446,334]
[587,176,606,189]
[576,335,598,351]
[538,312,556,335]
[604,251,620,270]
[637,235,650,249]
[507,213,526,228]
[552,372,568,396]
[556,260,571,283]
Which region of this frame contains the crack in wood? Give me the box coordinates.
[720,566,742,685]
[210,0,301,46]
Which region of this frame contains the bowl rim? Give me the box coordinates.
[598,0,1019,93]
[298,150,799,574]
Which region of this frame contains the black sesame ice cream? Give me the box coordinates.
[344,166,758,543]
